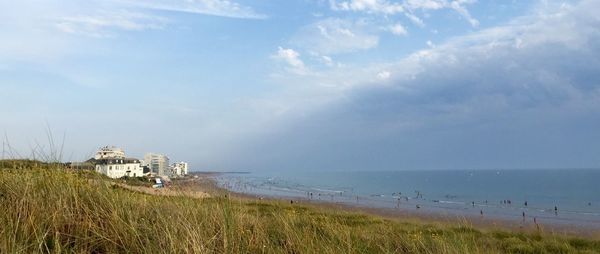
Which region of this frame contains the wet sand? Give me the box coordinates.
[181,172,600,240]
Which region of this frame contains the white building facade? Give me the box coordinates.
[95,158,144,178]
[93,146,143,178]
[144,153,170,176]
[94,146,125,160]
[170,162,189,177]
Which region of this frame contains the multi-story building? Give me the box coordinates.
[144,153,170,176]
[171,162,189,176]
[93,146,143,178]
[95,158,144,178]
[94,146,125,160]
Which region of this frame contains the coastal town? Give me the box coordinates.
[68,146,189,184]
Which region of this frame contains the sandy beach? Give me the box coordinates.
[175,172,600,240]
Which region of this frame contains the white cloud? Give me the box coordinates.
[377,70,391,80]
[118,0,267,19]
[329,0,404,14]
[0,0,265,64]
[272,47,308,74]
[271,0,600,103]
[329,0,479,27]
[426,40,435,48]
[55,11,168,38]
[403,0,444,10]
[321,55,334,66]
[387,23,408,35]
[449,1,479,27]
[292,18,379,55]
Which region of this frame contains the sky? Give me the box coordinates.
[1,0,600,171]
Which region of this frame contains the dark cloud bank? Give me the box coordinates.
[227,1,600,171]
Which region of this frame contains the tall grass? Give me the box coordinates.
[1,162,599,253]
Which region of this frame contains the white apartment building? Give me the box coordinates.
[93,146,143,178]
[95,158,144,178]
[144,153,170,176]
[171,162,189,176]
[94,146,125,160]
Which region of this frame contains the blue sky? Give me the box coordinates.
[1,0,600,171]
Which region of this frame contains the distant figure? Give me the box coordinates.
[416,204,421,209]
[356,196,359,203]
[554,206,558,215]
[524,201,528,207]
[522,212,526,221]
[396,198,401,208]
[472,201,475,207]
[589,202,592,206]
[485,200,488,204]
[290,200,294,204]
[480,210,483,216]
[310,192,313,200]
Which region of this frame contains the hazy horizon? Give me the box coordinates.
[2,0,600,172]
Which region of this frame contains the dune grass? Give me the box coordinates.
[1,162,599,253]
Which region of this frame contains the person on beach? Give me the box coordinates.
[522,212,525,221]
[472,201,475,207]
[480,210,483,216]
[524,201,528,207]
[396,198,401,208]
[554,206,558,215]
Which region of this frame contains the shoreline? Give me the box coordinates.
[188,172,600,239]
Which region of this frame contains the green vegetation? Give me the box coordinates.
[1,161,599,253]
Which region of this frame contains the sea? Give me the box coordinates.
[214,169,600,228]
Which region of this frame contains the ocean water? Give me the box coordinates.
[215,169,600,228]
